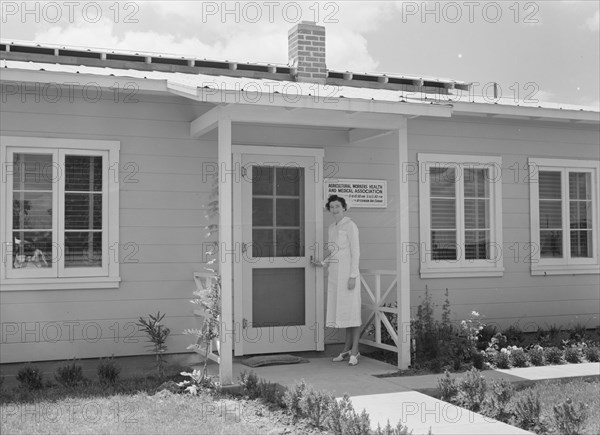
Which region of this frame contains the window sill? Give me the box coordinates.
[531,265,600,276]
[420,267,504,279]
[0,277,121,291]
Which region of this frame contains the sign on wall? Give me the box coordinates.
[324,178,387,208]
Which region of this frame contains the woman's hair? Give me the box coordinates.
[326,194,347,211]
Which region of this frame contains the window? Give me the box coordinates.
[418,154,503,278]
[529,158,600,275]
[1,137,120,290]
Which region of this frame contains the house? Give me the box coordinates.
[1,22,599,385]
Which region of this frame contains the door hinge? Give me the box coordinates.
[242,318,248,329]
[241,166,247,177]
[241,242,247,254]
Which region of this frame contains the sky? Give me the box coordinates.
[1,1,599,108]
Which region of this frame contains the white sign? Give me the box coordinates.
[324,179,387,208]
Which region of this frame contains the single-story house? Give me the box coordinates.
[1,21,599,385]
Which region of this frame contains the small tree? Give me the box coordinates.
[136,311,170,377]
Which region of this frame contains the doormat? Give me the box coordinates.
[241,354,310,368]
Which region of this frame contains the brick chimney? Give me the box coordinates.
[288,21,327,84]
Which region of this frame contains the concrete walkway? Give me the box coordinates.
[202,346,600,435]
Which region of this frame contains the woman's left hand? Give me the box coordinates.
[347,277,356,290]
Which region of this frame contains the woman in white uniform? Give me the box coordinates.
[312,195,362,366]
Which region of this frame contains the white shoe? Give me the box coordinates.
[332,350,351,362]
[348,353,360,366]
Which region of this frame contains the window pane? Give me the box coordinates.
[12,231,53,269]
[13,192,53,230]
[65,155,102,192]
[539,171,561,199]
[64,231,102,267]
[464,199,489,229]
[431,230,457,260]
[539,200,562,229]
[571,230,592,258]
[252,166,273,195]
[569,172,591,200]
[465,230,490,260]
[431,199,456,229]
[276,167,302,195]
[276,229,302,257]
[464,168,489,198]
[252,229,274,258]
[65,193,102,230]
[540,230,562,258]
[276,198,300,227]
[570,201,592,229]
[430,167,456,197]
[253,198,273,226]
[12,153,53,191]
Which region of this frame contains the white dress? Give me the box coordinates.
[325,216,361,328]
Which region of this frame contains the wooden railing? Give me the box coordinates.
[358,269,400,355]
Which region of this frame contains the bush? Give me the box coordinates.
[455,368,487,412]
[16,365,43,391]
[299,386,334,429]
[563,347,581,364]
[528,346,545,366]
[437,370,458,402]
[553,398,588,435]
[510,348,528,367]
[374,420,414,435]
[471,351,485,370]
[494,350,510,369]
[483,378,514,421]
[511,389,545,432]
[282,380,307,421]
[55,359,85,388]
[97,357,121,385]
[503,324,525,345]
[544,347,563,364]
[325,394,371,435]
[240,370,261,399]
[584,346,600,362]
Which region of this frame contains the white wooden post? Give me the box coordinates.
[396,120,411,369]
[218,115,234,385]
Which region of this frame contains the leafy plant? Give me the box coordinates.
[502,324,525,345]
[178,368,215,395]
[510,347,528,367]
[528,346,545,366]
[455,368,487,412]
[494,349,510,369]
[299,385,334,429]
[97,356,121,385]
[374,420,413,435]
[55,359,85,387]
[584,346,600,362]
[511,389,545,432]
[136,311,170,377]
[437,370,458,402]
[544,346,563,365]
[483,378,514,421]
[16,365,43,391]
[283,380,308,421]
[553,398,588,435]
[564,346,582,363]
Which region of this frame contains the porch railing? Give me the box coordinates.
[358,269,401,357]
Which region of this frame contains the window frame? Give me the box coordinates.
[1,136,120,290]
[528,157,600,275]
[418,153,504,279]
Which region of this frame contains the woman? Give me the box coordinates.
[312,195,362,366]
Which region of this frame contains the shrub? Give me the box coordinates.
[375,420,414,435]
[437,370,458,402]
[477,324,498,351]
[455,368,487,412]
[483,378,514,421]
[511,389,545,432]
[503,324,524,345]
[494,350,510,369]
[136,311,170,377]
[97,357,121,385]
[563,347,581,364]
[55,359,85,388]
[16,365,43,391]
[283,380,308,421]
[299,386,334,429]
[471,351,485,370]
[239,370,261,399]
[544,347,563,364]
[528,346,545,366]
[584,346,600,362]
[510,348,528,367]
[257,379,284,406]
[325,394,370,435]
[553,398,588,435]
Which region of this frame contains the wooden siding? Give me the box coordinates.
[406,115,600,330]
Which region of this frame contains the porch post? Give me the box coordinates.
[396,119,411,369]
[218,115,234,385]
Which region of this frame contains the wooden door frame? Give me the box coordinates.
[232,145,324,356]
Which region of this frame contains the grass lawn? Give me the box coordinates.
[1,390,327,435]
[517,378,600,434]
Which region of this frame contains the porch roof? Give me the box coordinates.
[2,57,599,123]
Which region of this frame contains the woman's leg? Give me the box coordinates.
[350,326,360,355]
[343,328,353,352]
